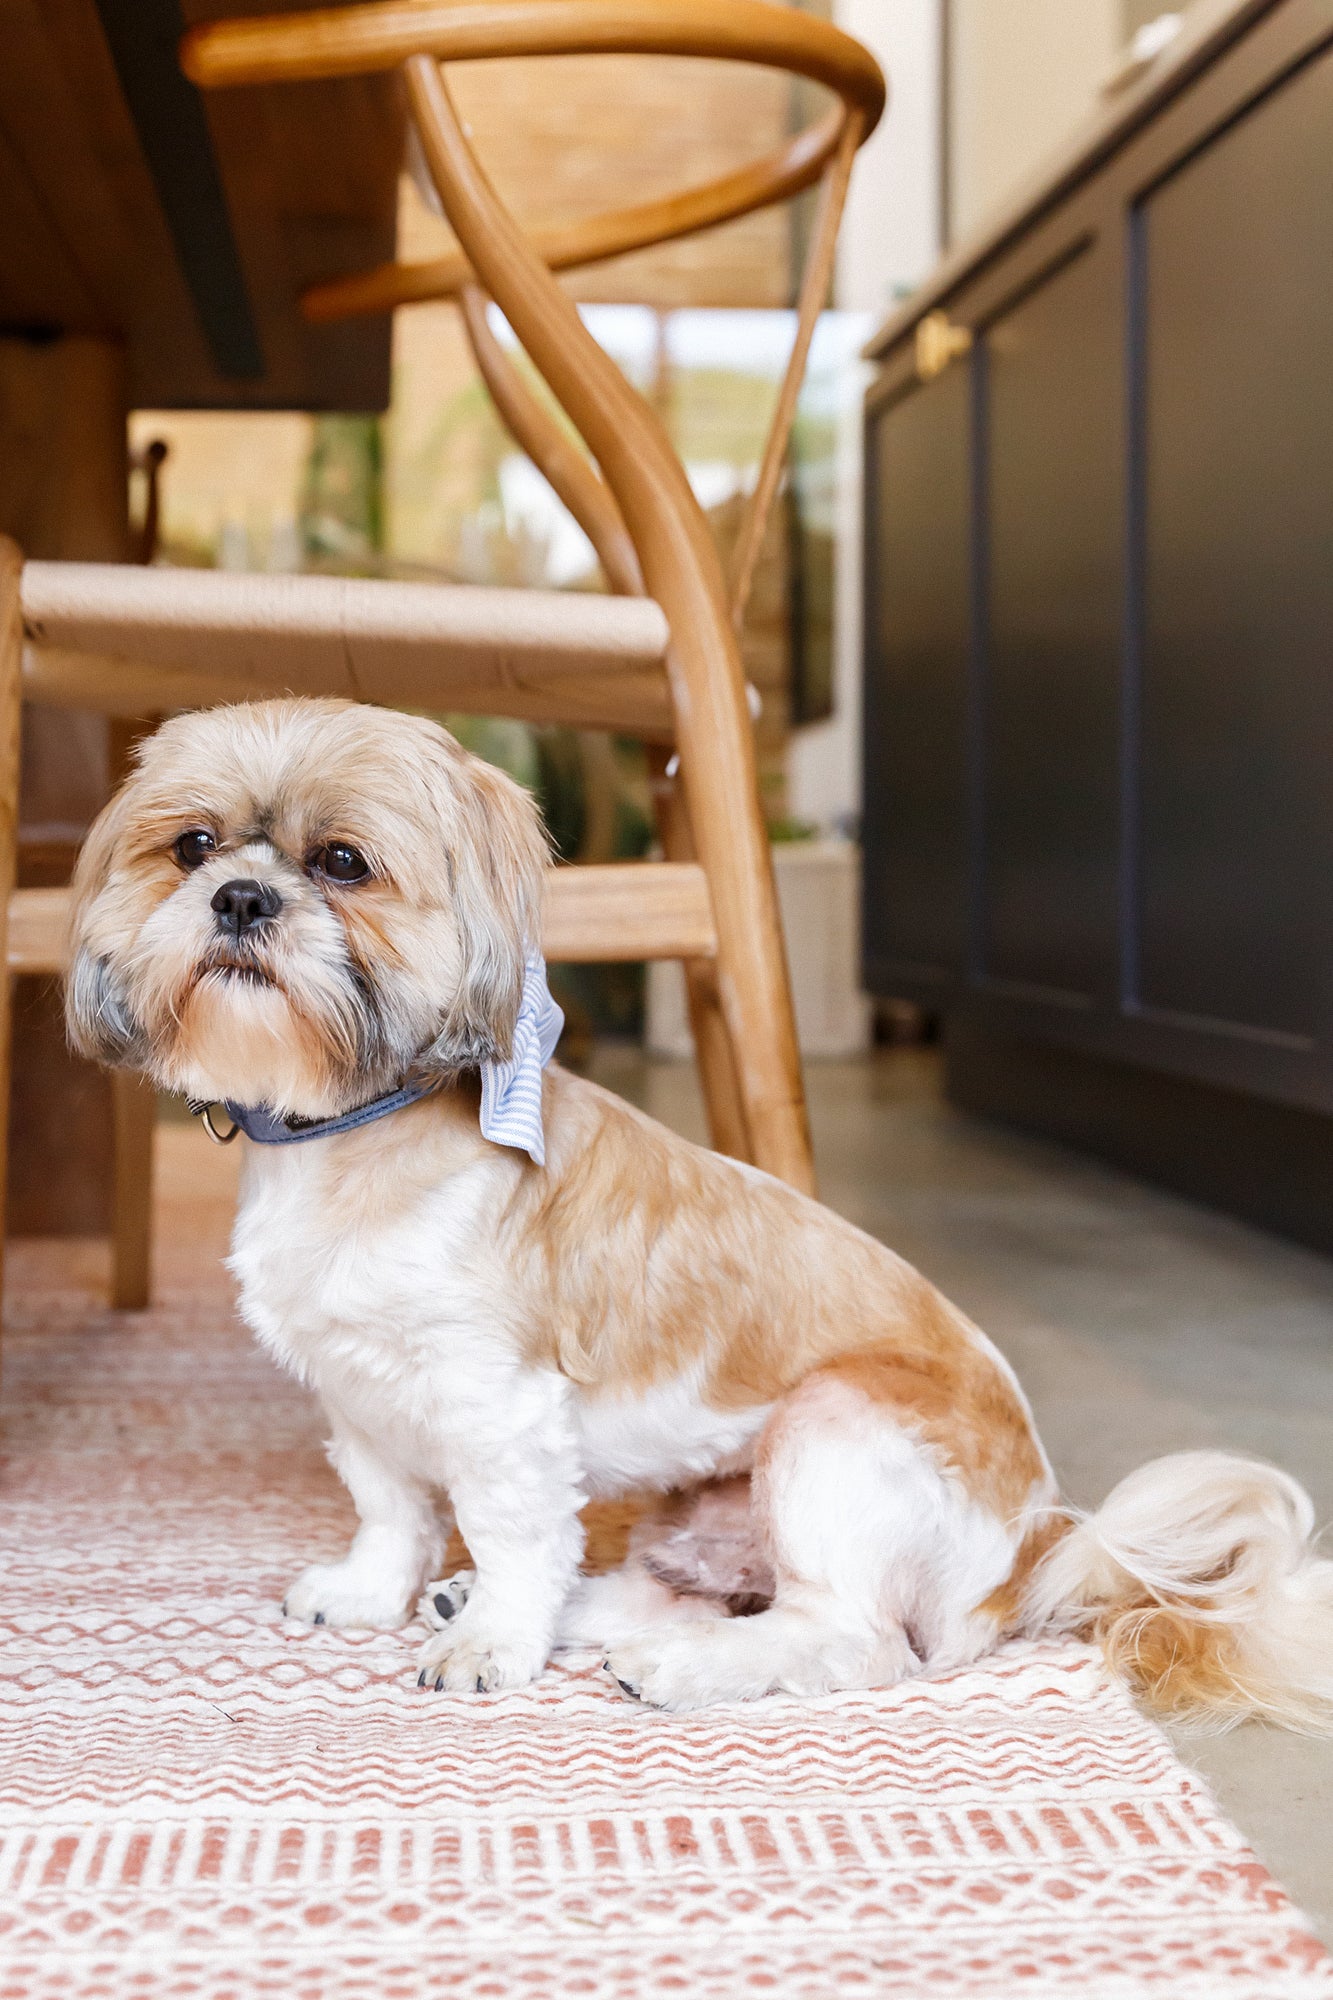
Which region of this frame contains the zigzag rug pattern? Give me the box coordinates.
[3,1279,1331,1998]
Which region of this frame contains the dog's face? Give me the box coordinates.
[66,699,548,1118]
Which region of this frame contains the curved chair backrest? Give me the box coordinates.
[184,0,886,1193]
[184,1,884,623]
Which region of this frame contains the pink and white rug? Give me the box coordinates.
[2,1270,1330,1999]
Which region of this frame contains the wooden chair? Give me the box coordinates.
[0,0,883,1314]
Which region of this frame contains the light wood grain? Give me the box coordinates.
[23,647,675,742]
[6,887,69,975]
[182,0,886,113]
[459,293,755,1154]
[543,861,715,963]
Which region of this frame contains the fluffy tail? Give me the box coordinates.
[1024,1451,1333,1732]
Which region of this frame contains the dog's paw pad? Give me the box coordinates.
[419,1570,475,1630]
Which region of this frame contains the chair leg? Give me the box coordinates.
[693,802,814,1195]
[680,961,753,1162]
[110,1073,155,1309]
[664,619,813,1192]
[655,607,812,1193]
[646,747,752,1162]
[0,541,25,1358]
[107,717,156,1309]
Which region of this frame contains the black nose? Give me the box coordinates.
[210,877,282,937]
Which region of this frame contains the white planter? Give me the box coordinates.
[646,839,872,1060]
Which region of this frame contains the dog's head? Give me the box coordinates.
[65,698,549,1118]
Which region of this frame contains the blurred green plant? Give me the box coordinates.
[302,415,384,563]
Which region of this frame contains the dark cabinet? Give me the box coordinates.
[1137,43,1333,1045]
[981,245,1122,1003]
[862,366,971,998]
[862,2,1333,1247]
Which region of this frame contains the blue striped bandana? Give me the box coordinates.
[477,952,564,1166]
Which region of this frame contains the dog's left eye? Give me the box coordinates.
[174,828,216,870]
[310,842,370,884]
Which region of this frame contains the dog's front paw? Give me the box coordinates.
[415,1606,546,1694]
[283,1561,412,1630]
[604,1625,745,1711]
[417,1569,476,1631]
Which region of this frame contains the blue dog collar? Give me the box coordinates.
[191,1079,435,1148]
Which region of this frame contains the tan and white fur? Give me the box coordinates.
[66,698,1333,1722]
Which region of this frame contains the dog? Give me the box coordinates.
[66,697,1333,1720]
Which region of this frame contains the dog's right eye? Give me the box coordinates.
[174,828,217,871]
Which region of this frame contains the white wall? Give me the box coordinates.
[788,0,943,834]
[835,0,944,316]
[948,0,1122,240]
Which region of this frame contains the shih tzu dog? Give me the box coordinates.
[66,697,1333,1721]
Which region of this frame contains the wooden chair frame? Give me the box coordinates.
[0,2,882,1319]
[185,0,882,1191]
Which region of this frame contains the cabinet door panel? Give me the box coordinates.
[862,368,971,996]
[983,247,1121,998]
[1138,46,1333,1042]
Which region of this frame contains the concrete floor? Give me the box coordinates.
[589,1044,1333,1942]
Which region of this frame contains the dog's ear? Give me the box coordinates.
[64,783,147,1068]
[420,749,550,1072]
[65,946,145,1067]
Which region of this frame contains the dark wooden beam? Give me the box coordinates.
[0,0,399,409]
[91,0,263,379]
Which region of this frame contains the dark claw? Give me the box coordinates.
[435,1676,444,1692]
[602,1657,641,1701]
[281,1601,288,1617]
[312,1612,325,1626]
[417,1670,427,1688]
[433,1592,456,1621]
[475,1676,486,1693]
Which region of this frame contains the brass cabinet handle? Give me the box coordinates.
[915,310,973,382]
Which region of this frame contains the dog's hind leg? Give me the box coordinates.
[555,1563,720,1652]
[420,1557,707,1651]
[422,1489,751,1653]
[604,1373,1017,1709]
[637,1477,775,1614]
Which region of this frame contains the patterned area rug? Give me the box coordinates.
[3,1258,1331,1999]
